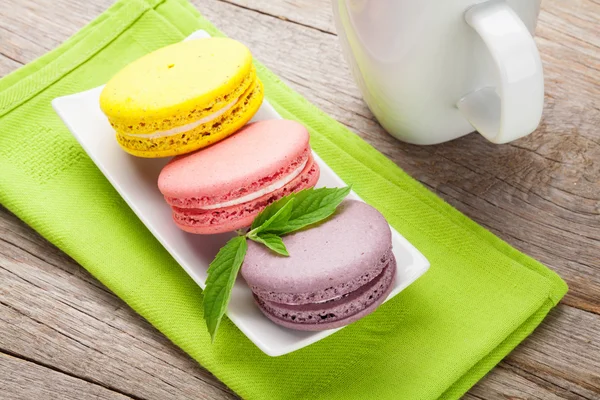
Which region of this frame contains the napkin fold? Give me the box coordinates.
[0,0,567,398]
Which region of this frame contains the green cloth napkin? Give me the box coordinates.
[0,0,567,398]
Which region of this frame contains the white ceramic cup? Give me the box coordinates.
[332,0,544,144]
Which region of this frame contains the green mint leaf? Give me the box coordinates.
[203,235,247,342]
[263,186,351,235]
[249,233,289,256]
[249,197,295,235]
[250,194,295,230]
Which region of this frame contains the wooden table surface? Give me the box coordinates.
[1,0,599,399]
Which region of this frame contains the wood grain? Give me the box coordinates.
[503,306,600,399]
[0,352,131,400]
[466,364,590,400]
[0,0,599,399]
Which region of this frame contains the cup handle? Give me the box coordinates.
[457,1,544,144]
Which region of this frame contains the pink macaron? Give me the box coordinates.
[158,120,320,234]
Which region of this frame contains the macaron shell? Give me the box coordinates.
[115,78,263,158]
[158,119,311,202]
[256,258,396,331]
[100,38,253,125]
[249,248,394,305]
[241,200,392,294]
[171,157,320,234]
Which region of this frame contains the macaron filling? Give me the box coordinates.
[199,158,308,210]
[255,257,396,328]
[117,79,263,157]
[249,247,394,305]
[123,98,238,140]
[165,147,312,209]
[171,157,319,233]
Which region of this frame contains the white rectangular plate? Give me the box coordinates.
[52,30,429,357]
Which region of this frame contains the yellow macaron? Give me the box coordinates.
[99,38,264,158]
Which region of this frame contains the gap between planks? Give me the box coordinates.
[0,349,139,400]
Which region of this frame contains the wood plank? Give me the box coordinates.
[222,0,335,33]
[0,0,108,51]
[0,207,237,400]
[0,352,131,400]
[0,54,22,78]
[466,364,588,400]
[0,25,49,63]
[503,306,600,399]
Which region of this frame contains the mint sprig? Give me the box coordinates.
[203,235,247,342]
[203,186,351,341]
[249,233,289,256]
[250,196,295,235]
[267,186,351,235]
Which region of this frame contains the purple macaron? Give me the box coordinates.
[241,200,396,331]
